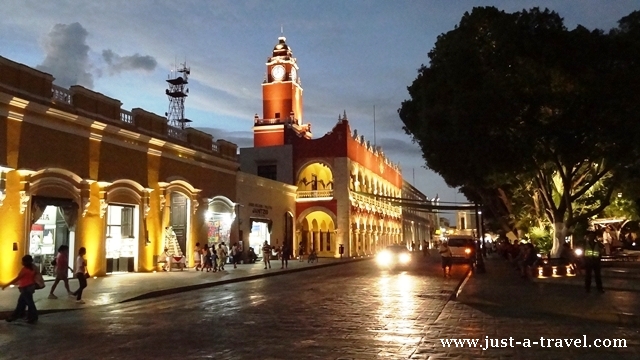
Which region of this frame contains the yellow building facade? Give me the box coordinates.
[0,56,238,283]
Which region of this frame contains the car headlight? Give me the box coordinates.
[464,248,472,254]
[574,248,583,256]
[377,251,392,266]
[399,253,411,264]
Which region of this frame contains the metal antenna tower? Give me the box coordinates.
[165,62,192,129]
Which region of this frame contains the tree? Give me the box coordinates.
[399,7,640,256]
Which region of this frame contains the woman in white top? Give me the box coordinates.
[71,247,88,304]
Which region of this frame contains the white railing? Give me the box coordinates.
[119,110,133,125]
[167,126,187,141]
[254,118,282,125]
[52,85,72,105]
[297,189,334,199]
[350,192,402,216]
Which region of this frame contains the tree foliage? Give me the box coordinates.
[399,7,640,255]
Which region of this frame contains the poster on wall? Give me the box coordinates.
[41,228,55,255]
[29,225,56,255]
[29,224,44,255]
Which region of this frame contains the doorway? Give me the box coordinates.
[28,196,78,279]
[170,192,189,255]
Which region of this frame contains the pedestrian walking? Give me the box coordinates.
[217,243,228,271]
[48,245,74,299]
[201,244,213,272]
[422,239,430,257]
[2,255,40,324]
[193,242,202,270]
[262,241,272,269]
[71,247,89,304]
[231,243,239,269]
[438,241,453,278]
[281,243,290,269]
[584,230,605,293]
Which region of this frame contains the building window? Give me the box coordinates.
[275,112,280,119]
[257,164,277,180]
[107,205,135,238]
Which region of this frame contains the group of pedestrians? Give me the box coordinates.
[194,242,241,272]
[262,241,291,269]
[2,245,89,325]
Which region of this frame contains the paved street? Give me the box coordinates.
[1,256,640,359]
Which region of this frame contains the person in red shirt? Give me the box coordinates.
[2,255,39,324]
[48,245,74,299]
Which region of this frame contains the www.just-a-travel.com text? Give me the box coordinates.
[440,336,626,350]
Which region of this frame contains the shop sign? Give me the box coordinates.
[249,202,272,216]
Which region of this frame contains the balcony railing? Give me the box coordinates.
[167,126,187,141]
[254,118,283,125]
[52,85,72,105]
[350,192,402,216]
[297,189,334,199]
[119,110,133,125]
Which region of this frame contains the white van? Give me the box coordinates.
[446,236,476,262]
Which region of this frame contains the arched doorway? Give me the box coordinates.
[169,192,190,256]
[297,210,336,257]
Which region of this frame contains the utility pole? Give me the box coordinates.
[474,203,486,273]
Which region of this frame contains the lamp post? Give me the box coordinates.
[474,203,486,274]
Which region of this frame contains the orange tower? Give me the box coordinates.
[253,36,310,147]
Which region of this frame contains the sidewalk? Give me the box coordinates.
[456,254,640,326]
[0,256,368,319]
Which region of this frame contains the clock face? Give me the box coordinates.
[290,67,297,82]
[271,65,285,81]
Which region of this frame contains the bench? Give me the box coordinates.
[154,255,186,271]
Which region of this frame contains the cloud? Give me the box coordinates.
[36,22,93,88]
[102,49,157,75]
[195,127,254,148]
[35,22,158,88]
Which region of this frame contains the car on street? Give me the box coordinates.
[446,236,476,263]
[376,244,413,269]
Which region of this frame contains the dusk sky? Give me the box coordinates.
[2,0,638,214]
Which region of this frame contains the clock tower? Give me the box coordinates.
[253,36,310,147]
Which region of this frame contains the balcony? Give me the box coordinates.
[297,189,334,201]
[350,192,402,217]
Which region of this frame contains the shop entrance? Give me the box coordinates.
[28,196,78,279]
[284,213,294,254]
[170,192,189,255]
[105,204,138,273]
[249,218,272,259]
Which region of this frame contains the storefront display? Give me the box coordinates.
[106,204,137,273]
[249,221,270,257]
[206,212,233,247]
[29,205,68,277]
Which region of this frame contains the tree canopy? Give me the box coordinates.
[399,7,640,255]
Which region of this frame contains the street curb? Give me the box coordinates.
[450,268,472,301]
[460,300,640,328]
[0,257,370,320]
[121,257,370,303]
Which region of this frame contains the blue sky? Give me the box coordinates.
[2,0,639,212]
